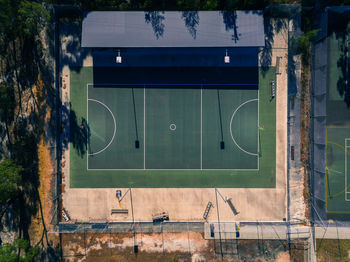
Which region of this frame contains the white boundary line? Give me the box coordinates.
[86,83,257,87]
[229,98,259,157]
[87,84,88,169]
[86,168,259,171]
[258,89,260,170]
[86,84,260,172]
[344,138,350,201]
[200,85,203,170]
[328,168,344,175]
[144,86,146,170]
[346,140,348,201]
[345,138,350,148]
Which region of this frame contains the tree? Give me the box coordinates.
[0,0,50,118]
[0,0,49,38]
[18,1,50,36]
[297,29,319,64]
[0,239,39,262]
[0,159,22,205]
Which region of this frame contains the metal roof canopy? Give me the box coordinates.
[82,11,265,48]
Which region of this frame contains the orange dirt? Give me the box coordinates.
[28,74,55,245]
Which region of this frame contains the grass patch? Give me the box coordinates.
[317,239,350,262]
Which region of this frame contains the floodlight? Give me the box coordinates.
[116,50,122,64]
[224,49,230,64]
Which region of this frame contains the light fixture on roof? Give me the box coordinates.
[224,49,230,64]
[116,50,122,64]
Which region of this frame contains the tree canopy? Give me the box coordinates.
[0,159,22,205]
[0,239,39,262]
[0,0,49,39]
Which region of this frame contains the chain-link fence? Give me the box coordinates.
[311,29,328,224]
[310,7,350,225]
[58,221,204,234]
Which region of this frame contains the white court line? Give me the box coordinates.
[144,86,146,170]
[258,89,260,171]
[201,85,203,170]
[346,138,350,148]
[87,84,88,169]
[86,83,257,87]
[87,99,117,156]
[327,168,344,175]
[229,99,259,157]
[87,168,259,171]
[86,84,260,171]
[346,138,350,201]
[346,141,348,201]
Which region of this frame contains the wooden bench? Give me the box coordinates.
[111,209,128,215]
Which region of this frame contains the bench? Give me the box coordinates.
[227,199,239,216]
[62,209,70,221]
[111,209,128,215]
[271,80,276,98]
[152,212,169,223]
[203,201,213,220]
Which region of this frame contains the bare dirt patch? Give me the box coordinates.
[60,232,306,262]
[27,74,56,246]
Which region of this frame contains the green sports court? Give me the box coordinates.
[87,85,258,170]
[68,11,276,188]
[69,67,276,188]
[326,127,350,213]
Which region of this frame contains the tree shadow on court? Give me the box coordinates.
[326,9,350,107]
[145,11,165,39]
[67,105,90,158]
[335,23,350,107]
[259,131,262,158]
[336,51,350,107]
[181,11,199,39]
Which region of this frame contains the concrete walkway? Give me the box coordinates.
[57,221,350,240]
[204,222,311,240]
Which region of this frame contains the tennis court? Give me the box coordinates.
[87,84,258,170]
[324,19,350,217]
[326,127,350,213]
[69,66,276,188]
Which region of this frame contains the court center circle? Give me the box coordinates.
[170,123,176,131]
